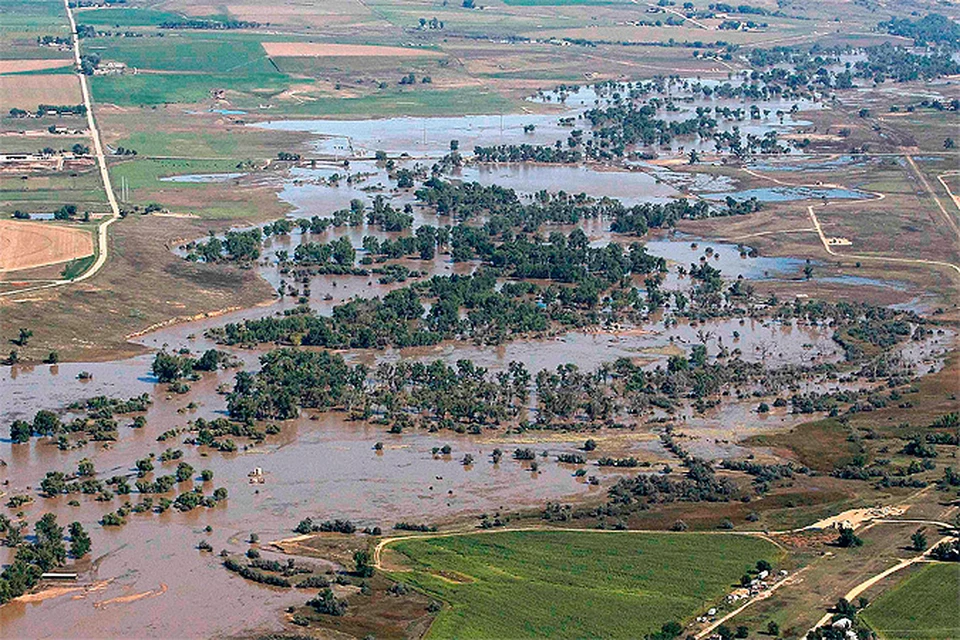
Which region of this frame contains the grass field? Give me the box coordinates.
[0,169,109,213]
[251,86,520,117]
[861,563,960,639]
[388,531,782,639]
[72,7,186,27]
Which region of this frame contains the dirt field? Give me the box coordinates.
[0,59,72,74]
[262,42,443,58]
[0,74,81,112]
[0,219,93,272]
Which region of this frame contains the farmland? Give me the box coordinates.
[386,531,782,638]
[0,218,93,271]
[0,73,80,111]
[860,563,960,639]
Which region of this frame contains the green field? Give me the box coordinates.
[107,158,282,218]
[108,157,246,190]
[255,87,520,118]
[91,71,289,105]
[861,563,960,640]
[388,531,782,639]
[73,8,186,27]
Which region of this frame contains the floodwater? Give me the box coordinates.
[160,172,246,183]
[0,81,948,639]
[703,186,871,202]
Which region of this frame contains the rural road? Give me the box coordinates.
[0,0,120,298]
[738,164,960,277]
[807,534,955,634]
[60,0,121,282]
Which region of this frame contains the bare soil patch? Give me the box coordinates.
[0,219,94,272]
[263,42,442,58]
[0,74,81,112]
[0,59,72,74]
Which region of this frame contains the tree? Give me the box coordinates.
[911,527,927,551]
[77,458,95,477]
[10,420,31,444]
[33,410,61,436]
[767,621,780,636]
[69,522,91,558]
[308,588,347,616]
[836,526,863,547]
[14,328,32,346]
[835,597,857,616]
[354,549,374,577]
[151,350,190,383]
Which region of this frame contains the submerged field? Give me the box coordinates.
[388,531,782,639]
[860,563,960,640]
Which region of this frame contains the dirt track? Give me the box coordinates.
[0,219,93,272]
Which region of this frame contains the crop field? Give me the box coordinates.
[860,563,960,639]
[0,73,80,111]
[72,7,186,26]
[0,218,93,272]
[0,0,70,60]
[0,169,109,213]
[388,531,782,639]
[0,59,71,74]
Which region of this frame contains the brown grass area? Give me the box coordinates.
[0,59,72,74]
[743,419,863,472]
[288,573,433,640]
[263,42,442,58]
[0,219,93,272]
[0,74,81,112]
[0,215,275,362]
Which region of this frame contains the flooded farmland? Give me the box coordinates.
[1,79,952,639]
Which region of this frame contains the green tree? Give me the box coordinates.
[836,526,862,548]
[69,522,91,558]
[354,549,374,577]
[911,527,927,551]
[33,410,61,436]
[77,458,95,477]
[10,420,31,444]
